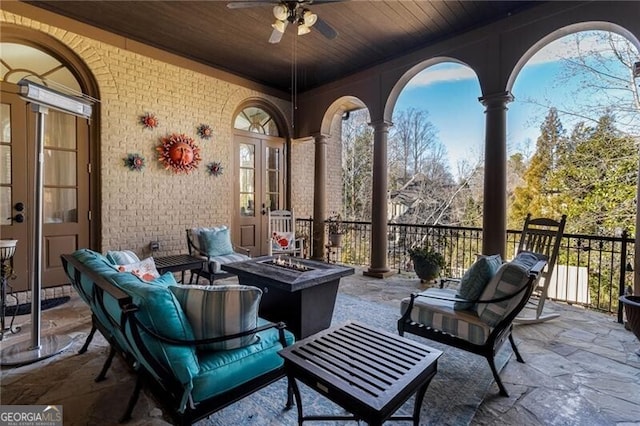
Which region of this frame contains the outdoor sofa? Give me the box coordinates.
[61,249,294,425]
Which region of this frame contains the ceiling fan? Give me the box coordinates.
[227,0,339,44]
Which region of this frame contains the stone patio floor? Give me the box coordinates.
[1,267,639,425]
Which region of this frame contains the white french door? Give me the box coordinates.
[235,132,285,256]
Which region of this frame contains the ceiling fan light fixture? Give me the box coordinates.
[297,24,311,36]
[273,4,288,21]
[302,10,317,27]
[272,19,288,33]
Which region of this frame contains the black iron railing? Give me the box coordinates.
[296,218,634,320]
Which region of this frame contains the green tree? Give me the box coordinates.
[555,114,638,235]
[510,108,566,223]
[341,109,373,220]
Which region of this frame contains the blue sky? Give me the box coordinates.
[393,31,639,178]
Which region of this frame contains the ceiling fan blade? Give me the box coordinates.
[227,1,278,9]
[314,16,338,40]
[269,28,285,44]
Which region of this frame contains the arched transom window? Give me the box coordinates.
[234,106,279,136]
[0,42,81,92]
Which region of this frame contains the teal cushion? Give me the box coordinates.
[113,269,178,288]
[146,271,178,288]
[70,249,132,356]
[109,273,199,398]
[72,249,119,303]
[199,228,234,256]
[192,319,295,402]
[455,254,502,310]
[106,250,140,265]
[73,248,111,265]
[169,285,262,351]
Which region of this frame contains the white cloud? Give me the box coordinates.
[406,32,637,88]
[405,65,476,89]
[525,31,634,65]
[527,36,584,65]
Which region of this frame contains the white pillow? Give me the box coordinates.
[116,257,160,282]
[271,231,294,251]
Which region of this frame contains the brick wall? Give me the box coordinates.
[291,137,315,218]
[1,11,299,258]
[289,114,344,223]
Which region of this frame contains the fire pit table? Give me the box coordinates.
[221,256,354,339]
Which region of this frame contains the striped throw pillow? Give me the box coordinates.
[476,251,545,326]
[169,285,262,351]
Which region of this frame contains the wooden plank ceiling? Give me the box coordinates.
[25,0,539,93]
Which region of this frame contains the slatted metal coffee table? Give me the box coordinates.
[154,254,204,283]
[279,321,442,425]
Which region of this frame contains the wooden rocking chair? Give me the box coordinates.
[513,213,566,324]
[267,209,304,258]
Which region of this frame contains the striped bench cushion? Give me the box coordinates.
[401,288,491,345]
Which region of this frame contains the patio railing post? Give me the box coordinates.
[618,230,629,323]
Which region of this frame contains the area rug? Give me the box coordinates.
[201,293,511,426]
[0,292,510,426]
[3,296,71,316]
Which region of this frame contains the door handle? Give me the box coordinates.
[10,214,24,223]
[14,202,24,212]
[261,203,267,215]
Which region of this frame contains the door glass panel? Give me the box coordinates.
[0,145,10,185]
[44,150,76,186]
[266,146,280,210]
[240,194,255,217]
[239,143,255,217]
[240,169,255,193]
[44,188,77,223]
[267,194,278,211]
[266,147,279,169]
[239,143,254,167]
[0,187,10,225]
[266,170,279,194]
[45,111,76,149]
[1,104,10,142]
[1,103,10,224]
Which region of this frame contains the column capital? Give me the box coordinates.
[311,133,329,144]
[368,119,393,131]
[478,91,514,109]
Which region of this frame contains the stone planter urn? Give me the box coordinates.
[620,295,640,356]
[329,232,342,247]
[413,260,441,283]
[408,245,445,283]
